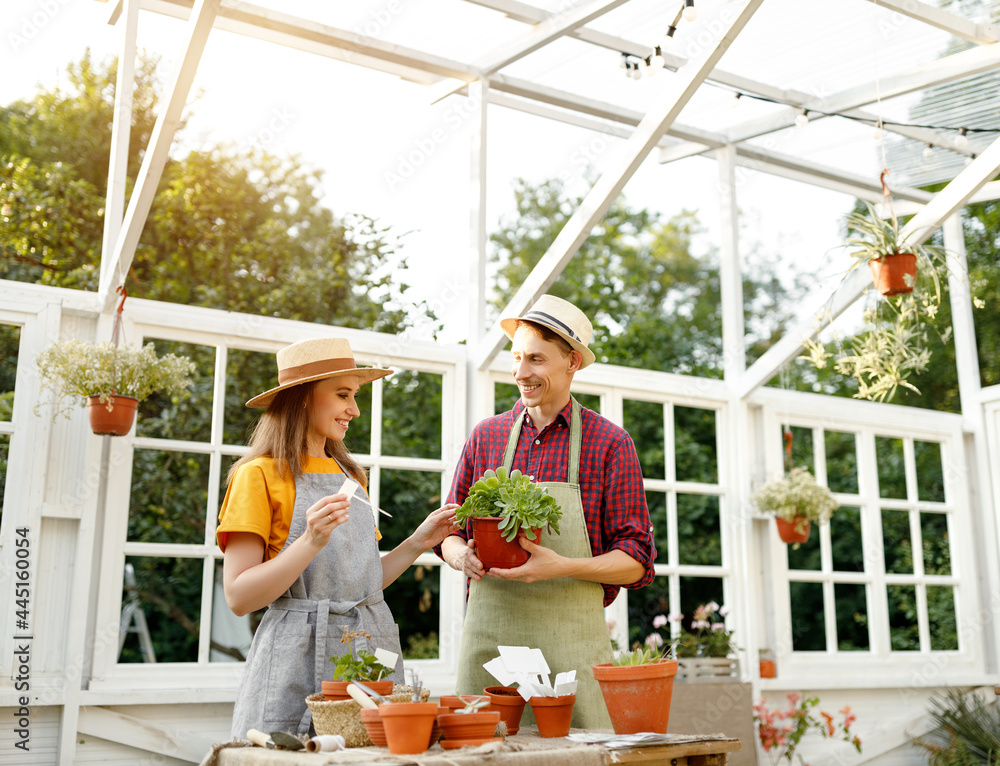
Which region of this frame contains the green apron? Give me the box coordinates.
[455,398,613,729]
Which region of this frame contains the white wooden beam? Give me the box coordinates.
[727,42,1000,144]
[97,0,221,309]
[717,145,745,384]
[77,706,215,763]
[865,0,998,44]
[473,0,766,371]
[476,0,629,75]
[739,133,1000,398]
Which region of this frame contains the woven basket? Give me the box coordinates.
[305,684,431,748]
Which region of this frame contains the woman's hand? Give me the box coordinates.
[441,535,485,581]
[408,503,460,552]
[303,493,351,548]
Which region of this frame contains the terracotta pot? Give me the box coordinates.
[379,701,438,754]
[360,707,387,747]
[869,252,917,296]
[759,659,777,679]
[528,694,575,738]
[470,517,542,570]
[439,694,491,713]
[485,686,527,735]
[592,659,678,734]
[437,710,500,741]
[87,395,138,436]
[321,678,393,702]
[776,517,811,544]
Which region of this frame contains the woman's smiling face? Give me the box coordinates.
[307,375,361,453]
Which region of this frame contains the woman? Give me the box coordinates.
[217,337,457,738]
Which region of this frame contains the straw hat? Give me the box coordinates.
[500,295,596,369]
[246,338,392,408]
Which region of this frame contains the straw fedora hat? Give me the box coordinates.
[500,294,596,369]
[246,338,392,408]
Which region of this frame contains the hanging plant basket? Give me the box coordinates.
[776,516,811,544]
[868,252,917,296]
[86,395,139,436]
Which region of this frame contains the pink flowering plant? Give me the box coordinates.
[643,602,737,658]
[753,692,862,764]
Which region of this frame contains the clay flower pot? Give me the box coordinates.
[776,517,811,544]
[360,707,387,747]
[437,710,500,742]
[321,679,393,702]
[528,694,575,738]
[485,686,527,735]
[379,702,438,754]
[439,694,490,713]
[592,659,678,734]
[470,517,542,570]
[87,394,138,436]
[869,252,917,296]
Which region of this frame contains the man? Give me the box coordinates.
[439,295,656,728]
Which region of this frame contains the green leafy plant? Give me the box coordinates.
[751,467,839,536]
[455,467,562,542]
[331,626,392,683]
[642,602,737,658]
[912,690,1000,765]
[753,692,862,764]
[612,643,674,667]
[36,340,194,418]
[844,201,949,273]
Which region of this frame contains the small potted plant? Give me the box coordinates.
[593,644,678,735]
[35,339,194,436]
[752,467,839,546]
[484,685,527,736]
[322,626,395,701]
[642,603,739,682]
[454,467,562,570]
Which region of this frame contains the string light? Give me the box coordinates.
[923,144,934,159]
[651,45,665,70]
[730,92,742,109]
[683,0,698,22]
[872,120,884,140]
[662,25,678,50]
[954,127,969,148]
[794,110,809,127]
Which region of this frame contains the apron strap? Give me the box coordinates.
[501,398,583,485]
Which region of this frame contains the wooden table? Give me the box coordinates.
[207,729,741,766]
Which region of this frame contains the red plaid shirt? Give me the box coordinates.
[443,399,656,606]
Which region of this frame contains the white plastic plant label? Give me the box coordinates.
[340,479,360,500]
[374,648,399,669]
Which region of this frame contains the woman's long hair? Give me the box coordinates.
[226,381,367,487]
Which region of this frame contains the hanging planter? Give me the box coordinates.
[868,252,917,296]
[593,657,678,734]
[752,467,838,547]
[86,394,139,436]
[775,516,811,544]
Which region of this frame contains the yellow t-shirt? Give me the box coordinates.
[217,455,379,559]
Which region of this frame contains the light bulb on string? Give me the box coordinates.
[794,110,809,127]
[662,25,678,50]
[644,56,658,76]
[922,144,934,159]
[651,46,665,70]
[730,92,742,109]
[619,53,627,69]
[683,0,698,22]
[872,121,884,140]
[954,128,969,149]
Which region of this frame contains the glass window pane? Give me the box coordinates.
[679,577,724,627]
[928,585,958,651]
[831,506,864,572]
[876,436,907,499]
[0,434,9,526]
[129,450,210,545]
[138,339,213,442]
[882,510,913,574]
[384,565,441,660]
[787,526,821,571]
[378,469,440,549]
[786,425,813,473]
[647,490,668,565]
[677,493,720,566]
[627,576,669,650]
[675,406,717,484]
[914,440,945,503]
[623,399,664,480]
[834,583,869,651]
[224,348,275,445]
[494,383,519,415]
[921,512,951,575]
[348,384,373,456]
[382,370,442,459]
[210,559,254,662]
[789,581,825,650]
[573,392,601,413]
[119,556,202,663]
[825,430,858,494]
[887,584,919,651]
[0,324,18,415]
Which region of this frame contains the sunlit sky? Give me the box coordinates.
[4,1,876,344]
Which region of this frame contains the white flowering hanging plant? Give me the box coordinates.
[751,466,839,535]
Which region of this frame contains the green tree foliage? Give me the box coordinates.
[490,177,805,376]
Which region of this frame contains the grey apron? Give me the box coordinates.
[230,464,403,738]
[455,398,613,729]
